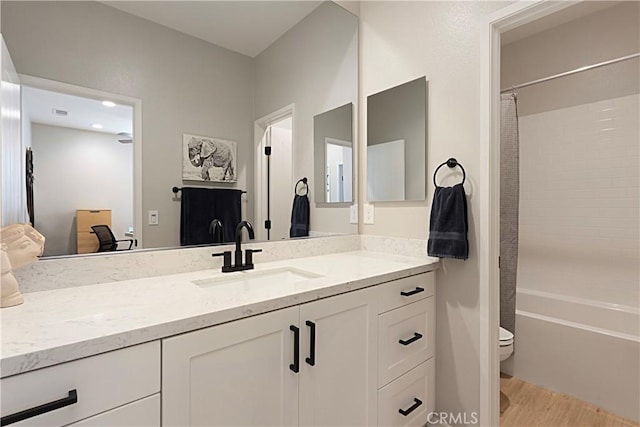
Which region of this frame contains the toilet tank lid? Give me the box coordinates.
[499,327,514,341]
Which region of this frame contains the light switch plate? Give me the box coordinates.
[363,204,374,224]
[148,210,159,225]
[350,204,358,224]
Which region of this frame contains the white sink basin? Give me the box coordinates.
[192,267,322,290]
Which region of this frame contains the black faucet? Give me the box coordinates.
[212,221,261,273]
[209,219,224,243]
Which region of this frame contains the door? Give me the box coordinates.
[254,109,294,241]
[299,287,378,426]
[162,307,299,426]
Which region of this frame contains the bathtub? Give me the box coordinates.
[502,288,640,423]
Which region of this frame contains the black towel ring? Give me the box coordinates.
[295,177,308,195]
[433,158,466,187]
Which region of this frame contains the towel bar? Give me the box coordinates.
[172,187,247,194]
[433,158,466,187]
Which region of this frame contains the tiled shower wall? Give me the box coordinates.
[517,94,640,307]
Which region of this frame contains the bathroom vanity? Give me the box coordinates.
[0,249,438,427]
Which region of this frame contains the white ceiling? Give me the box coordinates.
[23,86,133,136]
[501,1,622,45]
[102,1,323,58]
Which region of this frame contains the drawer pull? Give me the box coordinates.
[1,389,78,426]
[400,287,424,297]
[305,320,316,366]
[399,332,423,346]
[398,398,423,417]
[289,325,300,373]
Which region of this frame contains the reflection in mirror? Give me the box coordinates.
[0,1,358,257]
[367,77,427,202]
[313,103,353,204]
[24,87,135,257]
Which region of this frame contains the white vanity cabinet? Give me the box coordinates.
[0,342,160,427]
[376,272,436,427]
[162,286,378,427]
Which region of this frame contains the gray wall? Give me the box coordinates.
[501,1,640,116]
[358,1,511,422]
[254,1,358,235]
[367,77,426,201]
[32,124,133,256]
[1,1,254,249]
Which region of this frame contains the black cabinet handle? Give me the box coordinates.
[1,389,78,426]
[305,320,316,366]
[289,325,300,373]
[400,287,424,297]
[399,332,423,346]
[398,398,423,417]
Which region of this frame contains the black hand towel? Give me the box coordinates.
[427,183,469,259]
[289,194,310,238]
[180,188,242,246]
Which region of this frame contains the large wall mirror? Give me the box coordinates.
[0,1,358,257]
[367,77,427,202]
[313,103,353,205]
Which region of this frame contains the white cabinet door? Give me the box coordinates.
[299,287,378,427]
[162,306,299,427]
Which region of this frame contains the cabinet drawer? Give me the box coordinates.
[378,298,435,388]
[0,342,160,427]
[378,359,435,427]
[378,273,434,314]
[68,394,160,427]
[77,210,111,232]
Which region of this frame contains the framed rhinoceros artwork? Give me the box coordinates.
[182,134,237,182]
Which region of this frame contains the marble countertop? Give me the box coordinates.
[1,250,439,378]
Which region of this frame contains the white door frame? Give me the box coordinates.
[253,104,295,241]
[479,1,581,425]
[18,74,144,248]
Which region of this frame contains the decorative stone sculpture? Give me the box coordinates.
[1,224,45,308]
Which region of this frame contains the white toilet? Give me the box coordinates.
[499,327,514,361]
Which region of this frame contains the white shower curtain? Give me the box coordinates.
[500,93,519,334]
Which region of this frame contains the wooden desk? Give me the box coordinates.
[77,209,112,254]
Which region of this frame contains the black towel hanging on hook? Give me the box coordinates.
[290,177,309,238]
[433,158,466,187]
[428,157,469,259]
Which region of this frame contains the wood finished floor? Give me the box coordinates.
[500,374,639,427]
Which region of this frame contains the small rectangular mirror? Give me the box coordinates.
[367,77,427,202]
[314,103,353,204]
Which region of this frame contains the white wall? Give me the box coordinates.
[517,95,639,307]
[1,1,254,249]
[358,1,509,422]
[32,124,134,257]
[501,2,640,307]
[502,2,640,116]
[254,1,358,236]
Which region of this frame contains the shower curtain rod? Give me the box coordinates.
[500,52,640,94]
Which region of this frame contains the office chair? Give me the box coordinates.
[90,225,134,252]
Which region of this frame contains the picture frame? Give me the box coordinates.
[182,134,237,182]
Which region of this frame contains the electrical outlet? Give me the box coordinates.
[148,210,159,225]
[350,204,358,224]
[363,204,374,224]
